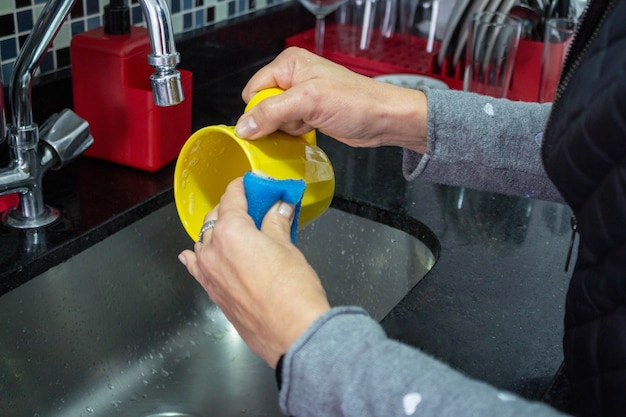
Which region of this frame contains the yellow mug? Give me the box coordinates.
[174,88,335,241]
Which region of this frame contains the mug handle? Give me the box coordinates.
[244,87,317,147]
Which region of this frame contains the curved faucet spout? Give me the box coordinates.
[140,0,178,60]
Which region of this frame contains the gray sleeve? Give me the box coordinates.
[403,88,564,203]
[280,307,569,417]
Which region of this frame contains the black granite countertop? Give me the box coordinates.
[0,3,573,413]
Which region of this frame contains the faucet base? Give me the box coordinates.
[2,205,60,229]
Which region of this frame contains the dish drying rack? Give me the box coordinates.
[286,24,544,102]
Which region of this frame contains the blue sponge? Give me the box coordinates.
[243,171,306,243]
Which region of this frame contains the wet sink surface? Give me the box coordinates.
[0,203,438,417]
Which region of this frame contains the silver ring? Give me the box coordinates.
[198,219,217,243]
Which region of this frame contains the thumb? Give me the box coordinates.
[260,201,296,243]
[178,249,201,280]
[235,91,310,139]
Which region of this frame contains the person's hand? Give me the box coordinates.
[235,47,429,154]
[178,178,331,368]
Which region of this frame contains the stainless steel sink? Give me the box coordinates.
[0,203,438,417]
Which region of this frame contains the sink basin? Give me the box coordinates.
[0,202,438,417]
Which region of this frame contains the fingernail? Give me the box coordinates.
[277,201,295,219]
[178,253,187,266]
[235,115,258,137]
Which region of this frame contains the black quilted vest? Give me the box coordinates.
[541,0,626,415]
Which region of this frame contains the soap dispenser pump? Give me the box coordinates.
[70,0,193,172]
[104,0,131,35]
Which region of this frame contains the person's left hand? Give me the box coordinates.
[178,178,331,368]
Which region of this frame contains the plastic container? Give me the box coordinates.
[70,1,192,172]
[0,194,18,213]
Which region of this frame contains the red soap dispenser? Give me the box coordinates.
[71,0,193,172]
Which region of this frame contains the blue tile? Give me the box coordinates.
[71,20,85,36]
[2,62,13,85]
[86,0,100,15]
[171,0,181,13]
[16,9,33,32]
[238,0,246,12]
[131,4,143,23]
[194,9,203,27]
[228,1,235,16]
[183,12,192,29]
[87,16,100,30]
[1,38,18,60]
[183,0,193,10]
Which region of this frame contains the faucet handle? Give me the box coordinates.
[39,109,94,169]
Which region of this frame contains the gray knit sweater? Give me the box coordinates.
[279,88,569,417]
[404,88,560,202]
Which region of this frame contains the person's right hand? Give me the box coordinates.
[235,47,429,154]
[178,178,331,368]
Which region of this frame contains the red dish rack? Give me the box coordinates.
[286,24,544,102]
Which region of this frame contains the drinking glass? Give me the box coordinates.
[335,0,395,53]
[463,11,522,98]
[299,0,349,55]
[398,0,439,53]
[538,18,577,102]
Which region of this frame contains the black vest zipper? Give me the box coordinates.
[565,215,578,272]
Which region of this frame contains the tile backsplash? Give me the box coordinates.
[0,0,287,83]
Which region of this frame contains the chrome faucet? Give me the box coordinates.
[0,0,184,229]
